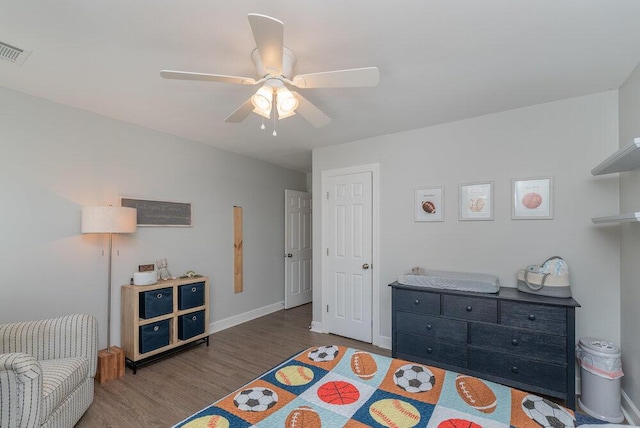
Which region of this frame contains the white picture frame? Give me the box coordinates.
[512,177,553,219]
[459,182,494,221]
[415,186,444,222]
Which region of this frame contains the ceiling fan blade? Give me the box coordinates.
[248,13,284,75]
[161,70,257,85]
[225,98,255,123]
[292,67,379,88]
[292,91,331,128]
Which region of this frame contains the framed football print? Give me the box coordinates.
[415,186,444,222]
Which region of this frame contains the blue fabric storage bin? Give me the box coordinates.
[178,282,205,310]
[139,287,173,319]
[139,319,170,353]
[178,310,205,340]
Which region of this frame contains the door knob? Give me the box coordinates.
[362,263,370,270]
[285,253,292,258]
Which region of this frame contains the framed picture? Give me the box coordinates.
[415,186,444,222]
[120,197,192,227]
[512,177,553,219]
[459,182,494,221]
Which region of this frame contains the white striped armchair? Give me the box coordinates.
[0,314,98,428]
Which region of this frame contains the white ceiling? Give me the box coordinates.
[2,1,640,172]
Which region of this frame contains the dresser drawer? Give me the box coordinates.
[501,301,566,335]
[469,323,566,364]
[397,332,467,368]
[393,288,440,315]
[443,295,497,323]
[469,347,566,392]
[396,311,467,344]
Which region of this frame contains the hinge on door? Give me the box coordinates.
[326,192,329,199]
[326,248,329,256]
[326,305,329,313]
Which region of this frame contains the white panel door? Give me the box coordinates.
[284,190,312,309]
[325,172,372,342]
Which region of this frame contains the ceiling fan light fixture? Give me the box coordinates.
[252,107,271,119]
[251,85,273,115]
[276,87,298,114]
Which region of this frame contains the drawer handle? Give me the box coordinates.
[426,324,432,330]
[414,299,420,305]
[511,366,519,374]
[511,339,519,346]
[426,347,433,354]
[153,326,159,332]
[156,293,163,299]
[528,314,536,321]
[191,287,197,293]
[466,306,472,312]
[192,316,197,321]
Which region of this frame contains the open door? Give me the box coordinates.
[284,189,312,309]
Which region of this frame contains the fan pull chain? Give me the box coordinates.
[260,117,265,130]
[272,106,277,136]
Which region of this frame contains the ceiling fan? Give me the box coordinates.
[160,13,379,128]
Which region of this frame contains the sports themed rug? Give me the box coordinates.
[173,345,606,427]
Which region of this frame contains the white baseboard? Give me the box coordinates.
[376,335,392,350]
[622,389,640,425]
[209,301,285,333]
[310,321,323,333]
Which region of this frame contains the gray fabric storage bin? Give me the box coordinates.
[139,287,173,319]
[139,319,170,353]
[178,282,205,310]
[178,310,205,340]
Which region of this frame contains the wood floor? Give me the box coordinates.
[76,304,390,427]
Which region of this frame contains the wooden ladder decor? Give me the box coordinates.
[233,206,243,293]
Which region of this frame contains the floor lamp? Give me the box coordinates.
[81,206,136,382]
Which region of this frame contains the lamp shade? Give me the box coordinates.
[81,206,137,234]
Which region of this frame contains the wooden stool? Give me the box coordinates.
[96,346,125,383]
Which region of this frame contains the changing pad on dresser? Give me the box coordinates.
[397,269,500,293]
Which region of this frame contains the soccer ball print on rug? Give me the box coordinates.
[173,346,606,427]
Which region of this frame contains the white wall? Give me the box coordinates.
[0,88,306,349]
[618,62,640,422]
[312,92,620,351]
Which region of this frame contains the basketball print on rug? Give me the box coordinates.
[454,375,497,414]
[437,418,482,428]
[317,381,360,405]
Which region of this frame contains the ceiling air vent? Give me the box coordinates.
[0,41,32,66]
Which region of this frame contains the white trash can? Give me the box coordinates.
[576,337,624,423]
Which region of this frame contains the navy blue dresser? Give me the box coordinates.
[390,282,580,409]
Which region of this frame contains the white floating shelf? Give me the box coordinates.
[591,138,640,175]
[592,212,640,224]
